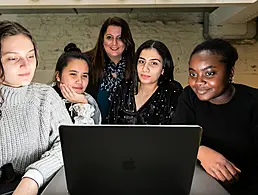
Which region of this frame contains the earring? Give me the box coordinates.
[229,76,234,83]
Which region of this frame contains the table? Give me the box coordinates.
[41,166,230,195]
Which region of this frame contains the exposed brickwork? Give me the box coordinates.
[1,12,257,87]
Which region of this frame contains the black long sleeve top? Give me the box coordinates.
[107,80,182,125]
[173,84,258,195]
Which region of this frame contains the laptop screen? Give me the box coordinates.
[59,125,202,195]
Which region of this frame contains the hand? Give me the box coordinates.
[198,146,241,182]
[13,178,38,195]
[60,83,88,104]
[111,73,117,78]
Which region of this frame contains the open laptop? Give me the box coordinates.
[59,125,202,195]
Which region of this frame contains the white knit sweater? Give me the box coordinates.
[0,83,72,188]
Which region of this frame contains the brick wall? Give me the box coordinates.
[1,12,258,88]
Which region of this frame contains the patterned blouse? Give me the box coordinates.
[100,57,126,101]
[107,80,182,125]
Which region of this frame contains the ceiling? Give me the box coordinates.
[0,7,217,14]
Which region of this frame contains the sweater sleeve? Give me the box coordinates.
[172,86,196,124]
[24,87,72,187]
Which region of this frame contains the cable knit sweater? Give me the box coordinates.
[0,83,72,188]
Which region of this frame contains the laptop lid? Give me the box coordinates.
[59,125,202,195]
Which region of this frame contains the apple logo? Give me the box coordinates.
[122,158,136,171]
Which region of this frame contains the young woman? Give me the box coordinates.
[173,38,258,195]
[85,17,135,122]
[53,43,101,124]
[0,21,72,195]
[107,40,182,124]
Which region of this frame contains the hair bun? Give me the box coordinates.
[64,43,81,53]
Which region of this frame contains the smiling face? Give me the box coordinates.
[56,58,89,94]
[188,51,232,103]
[137,48,164,85]
[1,34,36,87]
[103,25,125,63]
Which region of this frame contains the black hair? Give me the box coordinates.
[135,39,175,84]
[190,38,238,74]
[54,43,91,82]
[86,17,135,84]
[133,40,180,94]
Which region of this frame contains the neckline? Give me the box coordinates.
[134,86,160,112]
[208,84,236,106]
[0,84,29,106]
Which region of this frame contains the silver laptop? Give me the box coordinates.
[59,125,202,195]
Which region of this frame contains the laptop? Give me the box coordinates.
[59,125,202,195]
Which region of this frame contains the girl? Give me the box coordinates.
[173,38,258,195]
[53,43,101,124]
[107,40,182,124]
[0,20,72,195]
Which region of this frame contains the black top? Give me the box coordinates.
[107,80,182,125]
[172,84,258,195]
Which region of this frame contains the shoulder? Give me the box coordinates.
[29,82,59,94]
[156,82,182,108]
[234,83,258,102]
[28,83,54,94]
[160,80,183,90]
[115,79,133,94]
[28,83,63,103]
[234,83,258,94]
[121,79,134,88]
[171,80,183,91]
[159,81,183,95]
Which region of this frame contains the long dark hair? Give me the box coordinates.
[0,20,38,117]
[86,17,135,84]
[134,40,177,94]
